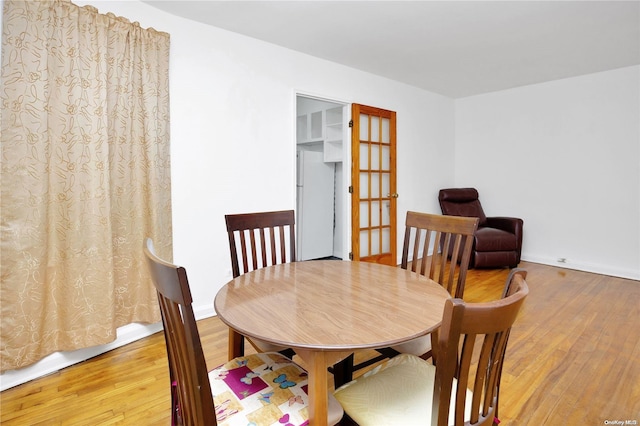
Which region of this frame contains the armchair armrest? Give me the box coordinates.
[485,217,523,235]
[485,217,524,263]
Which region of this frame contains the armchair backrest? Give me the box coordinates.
[438,188,488,226]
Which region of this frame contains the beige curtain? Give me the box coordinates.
[1,0,172,372]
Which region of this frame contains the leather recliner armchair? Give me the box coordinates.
[438,188,523,268]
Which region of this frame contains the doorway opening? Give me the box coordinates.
[295,95,349,261]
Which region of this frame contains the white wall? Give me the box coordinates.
[455,66,640,279]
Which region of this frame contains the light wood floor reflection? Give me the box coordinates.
[1,261,638,424]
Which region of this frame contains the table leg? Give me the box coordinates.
[228,329,244,360]
[331,353,354,389]
[295,350,350,426]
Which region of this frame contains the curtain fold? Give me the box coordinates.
[1,0,172,372]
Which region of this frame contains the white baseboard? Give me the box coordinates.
[193,304,217,320]
[522,255,640,281]
[0,304,218,392]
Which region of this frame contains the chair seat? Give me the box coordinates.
[475,227,517,251]
[390,335,431,356]
[211,352,344,426]
[248,337,291,354]
[334,354,472,426]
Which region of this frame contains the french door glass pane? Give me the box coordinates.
[371,201,380,227]
[382,201,390,226]
[370,173,380,198]
[359,201,369,228]
[360,172,369,198]
[382,145,390,171]
[360,114,368,140]
[360,230,369,257]
[382,173,390,198]
[382,228,391,252]
[371,144,380,170]
[360,144,369,169]
[371,116,380,142]
[382,117,390,143]
[370,229,380,255]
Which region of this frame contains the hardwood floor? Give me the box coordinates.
[1,261,639,425]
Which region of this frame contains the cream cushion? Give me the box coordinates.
[333,354,472,426]
[249,337,291,353]
[391,335,432,356]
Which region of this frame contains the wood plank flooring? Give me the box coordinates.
[1,261,639,425]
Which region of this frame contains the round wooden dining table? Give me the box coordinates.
[214,259,451,426]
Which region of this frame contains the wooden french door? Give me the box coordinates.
[351,104,397,265]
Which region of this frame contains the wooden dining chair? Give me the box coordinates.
[334,270,529,426]
[225,210,297,357]
[334,212,479,388]
[401,211,479,298]
[494,268,527,421]
[225,210,296,278]
[143,238,343,426]
[391,211,479,357]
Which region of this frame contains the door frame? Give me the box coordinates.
[294,92,352,261]
[293,94,398,265]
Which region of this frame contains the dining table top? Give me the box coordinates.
[214,259,451,353]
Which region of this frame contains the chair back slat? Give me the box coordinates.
[144,238,217,426]
[277,226,287,264]
[225,210,296,278]
[433,272,529,426]
[401,211,478,298]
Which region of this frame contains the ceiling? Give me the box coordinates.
[143,1,640,98]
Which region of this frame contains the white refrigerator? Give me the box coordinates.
[296,150,335,261]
